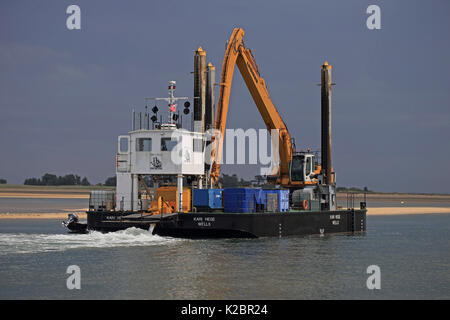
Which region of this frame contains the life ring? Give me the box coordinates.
[302,200,308,210]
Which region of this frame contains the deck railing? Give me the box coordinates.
[344,192,367,210]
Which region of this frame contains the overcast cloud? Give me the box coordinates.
[0,0,449,193]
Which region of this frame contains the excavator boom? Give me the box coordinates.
[210,28,293,186]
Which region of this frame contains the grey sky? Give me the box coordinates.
[1,0,449,193]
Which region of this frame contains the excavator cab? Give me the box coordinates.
[290,152,316,183]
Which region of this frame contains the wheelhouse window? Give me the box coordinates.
[136,138,152,152]
[161,137,178,151]
[119,137,129,153]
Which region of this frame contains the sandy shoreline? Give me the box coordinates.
[0,212,88,219]
[1,186,450,201]
[1,186,450,219]
[0,185,111,199]
[1,207,450,219]
[367,207,450,215]
[0,192,89,199]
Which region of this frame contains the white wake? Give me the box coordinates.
[0,227,180,255]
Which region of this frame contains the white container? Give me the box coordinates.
[89,190,115,211]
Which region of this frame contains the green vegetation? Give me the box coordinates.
[337,186,373,193]
[11,173,449,196]
[217,176,376,191]
[24,173,90,186]
[0,184,114,190]
[218,174,253,188]
[104,176,116,186]
[20,173,118,188]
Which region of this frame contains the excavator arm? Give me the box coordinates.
[209,28,293,186]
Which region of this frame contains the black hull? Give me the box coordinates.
[87,209,366,238]
[87,212,153,233]
[66,222,88,233]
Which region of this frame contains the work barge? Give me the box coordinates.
[65,28,366,238]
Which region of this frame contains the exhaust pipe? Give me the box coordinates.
[321,62,333,185]
[194,47,206,132]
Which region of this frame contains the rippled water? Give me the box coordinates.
[0,214,449,299]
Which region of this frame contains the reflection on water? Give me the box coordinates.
[0,213,449,299]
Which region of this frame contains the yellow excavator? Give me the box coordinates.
[209,28,331,190]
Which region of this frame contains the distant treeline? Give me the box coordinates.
[20,172,370,191]
[24,174,116,187]
[218,175,374,192]
[219,174,251,188]
[104,176,116,186]
[24,173,90,186]
[336,186,372,193]
[0,178,7,184]
[218,174,264,188]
